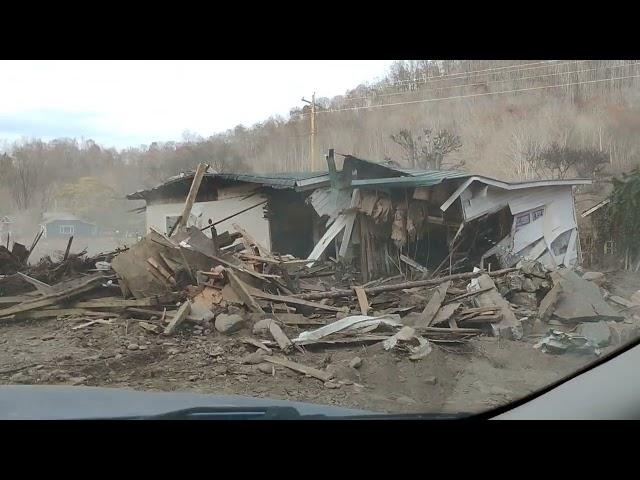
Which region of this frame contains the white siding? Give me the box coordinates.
[145,185,270,249]
[461,184,579,268]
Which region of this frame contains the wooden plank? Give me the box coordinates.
[164,300,191,335]
[63,235,74,261]
[353,286,370,315]
[71,319,114,330]
[306,213,350,267]
[269,322,293,353]
[251,290,345,313]
[446,286,496,304]
[147,257,176,286]
[0,274,106,318]
[174,162,208,233]
[125,307,203,324]
[241,337,273,354]
[293,268,518,301]
[399,254,429,275]
[474,274,521,338]
[338,211,357,258]
[419,280,451,327]
[432,301,461,326]
[263,356,333,382]
[73,294,178,309]
[0,296,32,305]
[4,309,119,320]
[226,269,264,313]
[459,314,502,324]
[16,272,53,295]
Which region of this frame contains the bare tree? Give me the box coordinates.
[390,128,463,169]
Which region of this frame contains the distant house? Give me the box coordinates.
[41,212,99,238]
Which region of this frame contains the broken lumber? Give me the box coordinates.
[16,272,53,295]
[262,356,333,382]
[292,268,518,301]
[125,307,203,324]
[431,301,461,326]
[473,274,521,339]
[400,254,429,276]
[5,309,119,321]
[164,300,191,335]
[71,319,114,330]
[72,294,178,309]
[174,162,208,234]
[269,322,293,353]
[241,337,273,354]
[250,290,345,313]
[445,286,494,304]
[147,258,176,286]
[418,280,450,327]
[63,235,74,261]
[225,269,264,313]
[0,274,106,318]
[458,314,502,324]
[353,286,371,315]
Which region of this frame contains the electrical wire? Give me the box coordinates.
[293,72,640,118]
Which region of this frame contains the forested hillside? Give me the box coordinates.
[2,60,639,232]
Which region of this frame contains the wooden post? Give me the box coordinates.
[63,235,74,261]
[174,162,208,234]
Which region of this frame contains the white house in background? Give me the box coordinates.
[438,176,591,268]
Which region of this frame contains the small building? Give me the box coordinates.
[126,170,331,259]
[41,212,99,238]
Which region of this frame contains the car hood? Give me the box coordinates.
[0,385,379,419]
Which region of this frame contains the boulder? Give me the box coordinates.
[576,321,611,347]
[510,292,538,308]
[215,314,245,334]
[582,271,606,286]
[252,318,275,336]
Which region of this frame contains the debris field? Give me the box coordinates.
[2,164,639,413]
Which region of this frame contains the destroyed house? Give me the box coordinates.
[305,153,591,281]
[127,170,331,259]
[127,154,590,283]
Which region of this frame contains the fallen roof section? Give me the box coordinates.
[440,176,592,212]
[127,170,330,200]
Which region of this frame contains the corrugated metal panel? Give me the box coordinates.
[350,171,470,189]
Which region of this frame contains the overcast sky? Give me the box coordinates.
[0,60,395,150]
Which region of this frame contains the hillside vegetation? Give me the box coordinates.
[2,60,639,231]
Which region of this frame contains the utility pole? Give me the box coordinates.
[302,92,317,171]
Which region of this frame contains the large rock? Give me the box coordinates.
[608,321,640,346]
[214,314,245,334]
[252,318,275,336]
[240,350,268,365]
[582,271,606,286]
[576,321,611,347]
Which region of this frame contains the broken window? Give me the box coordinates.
[514,213,530,230]
[531,208,544,221]
[604,240,615,255]
[551,229,573,256]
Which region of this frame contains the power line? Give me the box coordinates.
[378,60,588,88]
[384,60,558,86]
[342,61,640,103]
[294,72,640,117]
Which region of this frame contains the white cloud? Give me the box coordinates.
[0,60,394,149]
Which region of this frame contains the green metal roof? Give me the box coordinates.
[217,171,329,189]
[350,170,471,189]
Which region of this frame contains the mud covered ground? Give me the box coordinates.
[0,314,600,415]
[3,269,639,415]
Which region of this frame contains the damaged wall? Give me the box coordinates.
[145,183,270,249]
[460,185,580,268]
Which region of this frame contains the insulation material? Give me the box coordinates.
[391,206,407,249]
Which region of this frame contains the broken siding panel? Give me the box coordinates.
[308,187,352,226]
